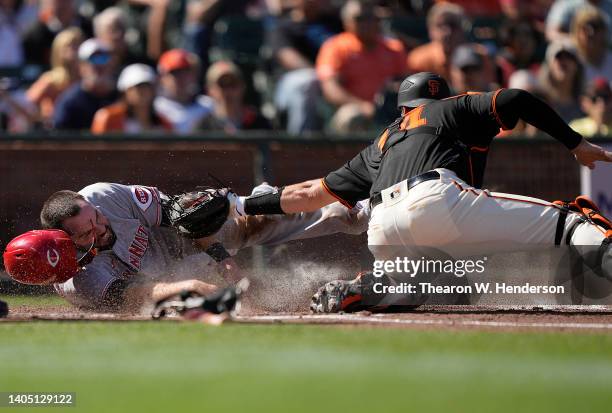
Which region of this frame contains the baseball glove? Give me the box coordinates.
[162,188,231,239]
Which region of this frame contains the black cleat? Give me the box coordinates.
[152,278,249,319]
[0,300,8,318]
[310,276,365,314]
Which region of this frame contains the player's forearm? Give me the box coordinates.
[236,179,335,215]
[496,88,582,150]
[280,180,336,213]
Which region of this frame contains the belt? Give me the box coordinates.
[370,170,441,208]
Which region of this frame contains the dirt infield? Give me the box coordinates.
[4,302,612,332]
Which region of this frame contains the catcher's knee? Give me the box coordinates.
[570,231,612,281]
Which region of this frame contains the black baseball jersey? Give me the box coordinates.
[322,89,582,207]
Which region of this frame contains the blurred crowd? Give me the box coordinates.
[2,0,612,137]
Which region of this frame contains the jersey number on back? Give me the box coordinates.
[400,106,427,131]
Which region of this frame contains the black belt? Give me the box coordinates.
[370,170,441,208]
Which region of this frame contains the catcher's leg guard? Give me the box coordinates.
[566,217,612,282]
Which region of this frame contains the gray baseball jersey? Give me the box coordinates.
[55,183,369,308]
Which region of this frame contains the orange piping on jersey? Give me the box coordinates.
[320,178,353,209]
[471,146,489,152]
[492,88,510,130]
[377,129,390,152]
[451,180,464,191]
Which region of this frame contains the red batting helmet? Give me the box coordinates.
[3,230,78,285]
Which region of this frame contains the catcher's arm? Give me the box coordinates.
[281,179,337,213]
[235,179,336,216]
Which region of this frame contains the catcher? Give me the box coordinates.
[228,72,612,312]
[3,182,368,312]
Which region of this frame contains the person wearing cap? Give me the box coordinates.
[570,77,612,137]
[153,48,214,134]
[200,60,270,133]
[538,40,585,123]
[52,38,119,130]
[449,43,495,94]
[91,63,172,134]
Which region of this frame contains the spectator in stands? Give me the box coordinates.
[53,38,118,130]
[546,0,612,43]
[92,63,171,134]
[267,0,341,134]
[496,19,542,87]
[22,0,92,69]
[571,6,612,83]
[200,60,270,133]
[153,48,214,134]
[570,77,612,137]
[449,44,495,93]
[183,0,270,69]
[407,2,467,81]
[26,27,83,126]
[538,40,584,123]
[0,0,25,66]
[316,0,406,133]
[499,0,551,34]
[93,6,143,73]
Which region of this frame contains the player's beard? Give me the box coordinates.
[95,225,116,250]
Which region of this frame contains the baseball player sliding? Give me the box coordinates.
[3,183,368,311]
[228,72,612,313]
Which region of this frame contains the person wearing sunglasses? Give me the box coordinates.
[571,76,612,137]
[52,38,119,130]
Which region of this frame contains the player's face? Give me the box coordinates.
[62,200,115,250]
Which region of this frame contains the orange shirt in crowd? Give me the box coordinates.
[91,102,173,134]
[316,32,407,102]
[26,72,74,123]
[407,42,450,80]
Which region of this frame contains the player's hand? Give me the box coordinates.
[571,139,612,169]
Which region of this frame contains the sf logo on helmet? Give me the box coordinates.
[47,248,60,268]
[428,80,440,96]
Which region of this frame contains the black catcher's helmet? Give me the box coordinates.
[397,72,451,108]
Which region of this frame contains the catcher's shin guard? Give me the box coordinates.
[555,196,612,281]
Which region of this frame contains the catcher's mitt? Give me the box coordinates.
[162,188,231,239]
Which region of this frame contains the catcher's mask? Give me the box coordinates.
[397,72,451,108]
[3,229,82,285]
